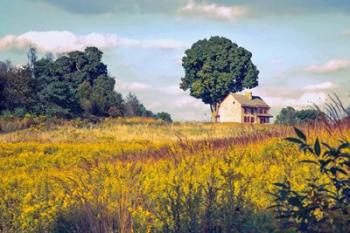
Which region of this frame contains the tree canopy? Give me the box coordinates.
[0,47,172,122]
[32,47,122,118]
[180,36,259,121]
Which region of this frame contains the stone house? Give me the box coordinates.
[217,91,273,123]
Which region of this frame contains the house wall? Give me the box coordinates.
[242,107,257,123]
[218,95,243,123]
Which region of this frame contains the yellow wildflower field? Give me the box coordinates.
[0,118,348,232]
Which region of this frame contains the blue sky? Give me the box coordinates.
[1,0,350,120]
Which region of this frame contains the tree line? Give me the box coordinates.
[275,107,321,125]
[0,47,172,122]
[275,104,350,125]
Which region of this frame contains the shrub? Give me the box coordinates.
[270,128,350,233]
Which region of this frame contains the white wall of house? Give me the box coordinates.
[218,94,242,123]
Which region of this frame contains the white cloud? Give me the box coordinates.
[0,31,188,53]
[172,96,205,108]
[115,80,208,121]
[158,85,183,95]
[117,80,184,95]
[254,86,328,109]
[178,0,247,21]
[263,92,327,108]
[304,82,338,91]
[116,80,152,91]
[306,59,350,73]
[267,59,282,65]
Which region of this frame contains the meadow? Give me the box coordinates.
[0,118,349,233]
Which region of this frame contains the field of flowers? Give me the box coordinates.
[0,118,348,233]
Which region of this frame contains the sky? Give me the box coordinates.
[1,0,350,121]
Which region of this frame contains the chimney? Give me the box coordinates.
[245,91,252,100]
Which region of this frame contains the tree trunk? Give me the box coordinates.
[210,103,220,123]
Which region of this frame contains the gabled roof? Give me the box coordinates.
[231,93,270,108]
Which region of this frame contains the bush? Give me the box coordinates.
[270,128,350,233]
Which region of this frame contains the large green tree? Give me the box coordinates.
[33,47,123,118]
[180,36,259,122]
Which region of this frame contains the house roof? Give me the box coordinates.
[231,93,270,108]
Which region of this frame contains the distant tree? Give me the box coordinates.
[39,80,80,117]
[0,61,7,73]
[76,81,94,114]
[275,106,320,125]
[155,112,172,123]
[44,52,54,61]
[0,47,170,121]
[33,47,124,118]
[275,107,297,125]
[5,60,12,71]
[27,47,37,77]
[33,57,79,116]
[295,109,320,123]
[89,76,124,116]
[107,106,122,118]
[180,36,259,122]
[0,70,5,111]
[124,93,147,117]
[0,67,36,113]
[0,60,12,73]
[124,93,157,118]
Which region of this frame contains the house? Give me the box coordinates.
[217,91,273,123]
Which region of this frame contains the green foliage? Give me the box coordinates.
[275,107,321,125]
[180,36,259,120]
[0,67,36,113]
[124,93,153,118]
[39,80,80,117]
[27,47,37,75]
[271,128,350,232]
[0,60,11,73]
[0,47,172,122]
[0,73,5,111]
[33,47,118,117]
[123,93,172,121]
[155,112,173,123]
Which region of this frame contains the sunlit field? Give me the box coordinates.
[0,118,349,232]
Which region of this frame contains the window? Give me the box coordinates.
[260,117,269,124]
[250,109,254,114]
[250,117,254,123]
[244,116,251,123]
[244,108,247,114]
